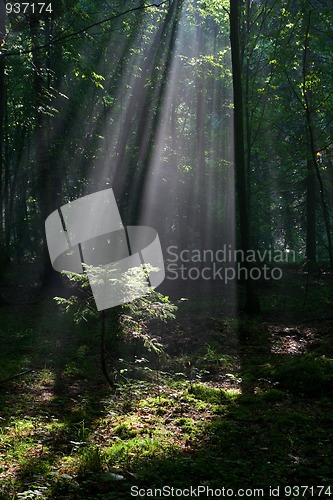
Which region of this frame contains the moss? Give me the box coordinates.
[273,356,333,397]
[257,389,289,402]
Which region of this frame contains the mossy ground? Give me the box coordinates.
[0,271,333,499]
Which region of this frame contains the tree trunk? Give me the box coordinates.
[230,0,260,314]
[306,158,316,265]
[302,10,333,271]
[0,0,5,243]
[0,1,8,304]
[29,13,57,286]
[0,0,4,45]
[196,20,207,248]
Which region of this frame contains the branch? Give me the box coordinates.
[283,68,306,110]
[4,1,169,58]
[0,369,33,384]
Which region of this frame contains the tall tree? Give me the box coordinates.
[0,0,6,251]
[0,0,8,304]
[230,0,260,313]
[196,17,207,247]
[302,8,333,271]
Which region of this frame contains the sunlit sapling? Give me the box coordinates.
[54,264,177,386]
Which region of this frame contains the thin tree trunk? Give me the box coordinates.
[196,20,207,248]
[0,2,8,304]
[306,158,316,265]
[101,311,115,388]
[5,130,25,250]
[230,0,260,314]
[29,13,59,286]
[244,0,252,212]
[302,10,333,271]
[0,0,5,244]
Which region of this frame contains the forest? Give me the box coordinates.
[0,0,333,498]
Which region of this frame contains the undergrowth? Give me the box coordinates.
[0,273,332,498]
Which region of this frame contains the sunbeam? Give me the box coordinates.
[77,0,237,314]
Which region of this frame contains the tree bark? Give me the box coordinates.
[196,20,207,248]
[306,158,316,264]
[0,0,5,243]
[29,13,58,286]
[0,0,8,304]
[230,0,260,313]
[0,0,4,45]
[302,10,332,271]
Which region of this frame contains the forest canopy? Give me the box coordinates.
[1,0,333,283]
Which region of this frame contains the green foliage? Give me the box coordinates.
[174,417,197,437]
[188,383,240,404]
[54,271,96,324]
[113,421,138,440]
[77,445,103,477]
[55,265,177,337]
[273,355,333,397]
[16,488,49,499]
[105,436,172,469]
[203,344,233,368]
[54,265,177,384]
[257,388,289,403]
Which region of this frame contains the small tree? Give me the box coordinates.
[55,264,177,387]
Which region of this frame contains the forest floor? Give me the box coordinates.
[0,268,333,499]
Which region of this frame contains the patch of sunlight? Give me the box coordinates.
[105,435,175,468]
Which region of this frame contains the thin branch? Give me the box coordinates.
[0,369,33,384]
[283,68,306,110]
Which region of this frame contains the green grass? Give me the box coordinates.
[78,446,103,477]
